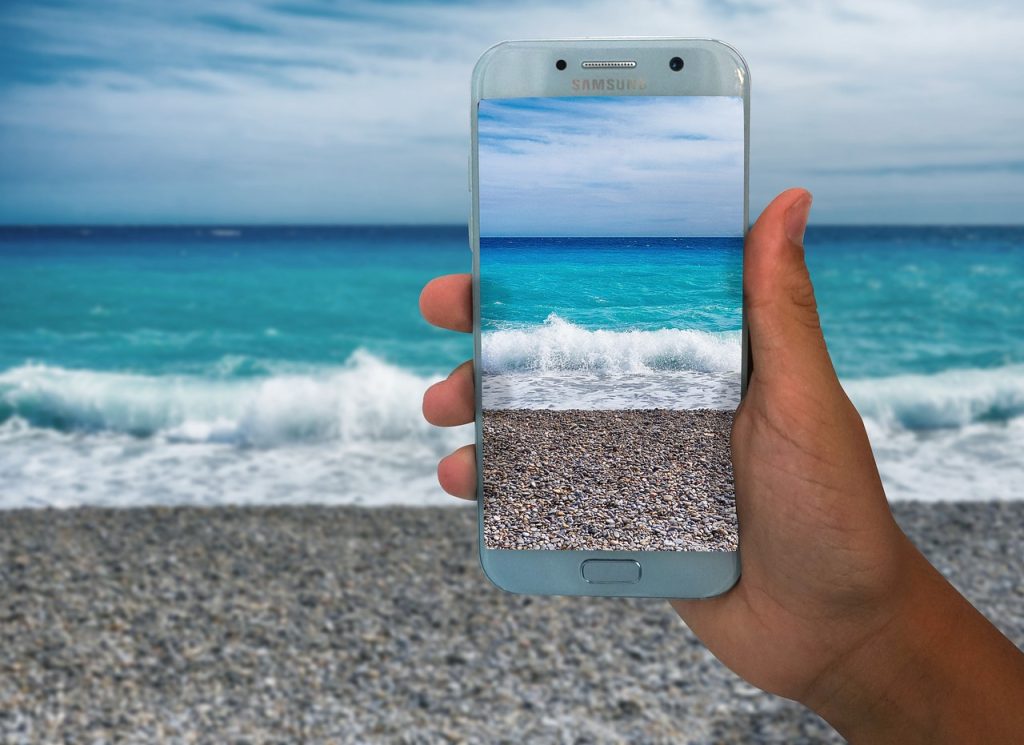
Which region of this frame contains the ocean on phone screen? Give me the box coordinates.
[1,225,1022,507]
[480,236,743,410]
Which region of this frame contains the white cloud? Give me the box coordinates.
[479,97,744,236]
[0,0,1022,223]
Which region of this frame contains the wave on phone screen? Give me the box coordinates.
[479,96,743,551]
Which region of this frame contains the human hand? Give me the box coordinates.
[420,188,1024,742]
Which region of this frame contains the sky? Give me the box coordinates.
[1,0,1023,225]
[479,96,744,237]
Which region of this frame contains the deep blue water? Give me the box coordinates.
[0,225,1021,506]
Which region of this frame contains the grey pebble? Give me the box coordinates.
[483,409,739,552]
[0,503,1021,743]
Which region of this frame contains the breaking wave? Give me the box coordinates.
[482,314,741,374]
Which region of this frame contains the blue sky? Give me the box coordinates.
[479,96,743,237]
[1,0,1023,224]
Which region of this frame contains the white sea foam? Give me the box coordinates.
[861,415,1024,502]
[843,364,1024,430]
[483,370,740,411]
[2,356,1022,507]
[0,350,448,447]
[844,366,1024,501]
[482,314,741,374]
[0,351,472,508]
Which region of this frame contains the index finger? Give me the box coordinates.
[419,274,472,333]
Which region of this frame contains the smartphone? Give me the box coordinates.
[470,39,749,597]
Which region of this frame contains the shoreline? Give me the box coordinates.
[1,503,1021,742]
[483,408,738,551]
[480,368,741,411]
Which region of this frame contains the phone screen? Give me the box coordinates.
[478,95,743,552]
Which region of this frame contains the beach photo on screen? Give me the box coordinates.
[478,95,744,551]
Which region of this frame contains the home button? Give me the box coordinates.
[581,559,641,584]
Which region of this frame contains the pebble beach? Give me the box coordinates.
[482,409,738,552]
[2,502,1022,743]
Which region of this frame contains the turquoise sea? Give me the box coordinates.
[480,236,743,411]
[0,225,1022,506]
[0,226,472,508]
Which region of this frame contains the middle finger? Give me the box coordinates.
[423,360,474,426]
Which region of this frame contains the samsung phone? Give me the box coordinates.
[470,39,749,597]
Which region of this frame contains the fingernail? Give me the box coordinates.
[785,192,813,246]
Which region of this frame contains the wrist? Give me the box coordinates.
[801,538,1024,743]
[800,542,955,741]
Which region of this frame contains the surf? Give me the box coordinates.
[482,313,742,374]
[844,364,1024,430]
[0,350,457,448]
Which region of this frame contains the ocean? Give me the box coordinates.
[0,226,472,508]
[0,225,1021,507]
[480,236,743,411]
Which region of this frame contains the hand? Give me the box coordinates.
[420,188,1024,743]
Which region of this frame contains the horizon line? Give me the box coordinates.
[3,222,1024,230]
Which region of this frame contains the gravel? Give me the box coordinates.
[1,502,1022,743]
[483,409,738,552]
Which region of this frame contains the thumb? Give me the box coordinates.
[744,188,835,387]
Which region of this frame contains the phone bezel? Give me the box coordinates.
[470,38,750,598]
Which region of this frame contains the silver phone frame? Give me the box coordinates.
[470,38,750,597]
